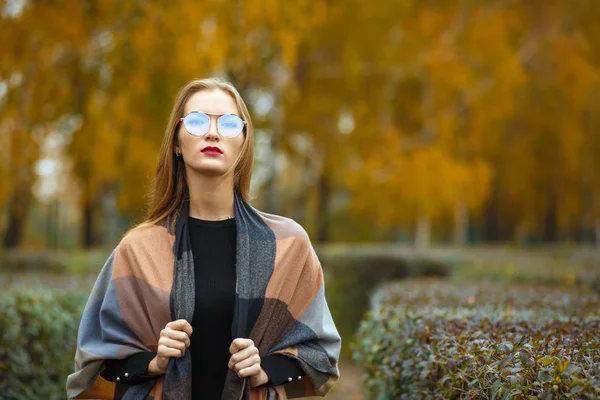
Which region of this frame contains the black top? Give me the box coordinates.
[101,216,304,397]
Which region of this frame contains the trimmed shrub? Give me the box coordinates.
[0,252,68,273]
[449,250,600,294]
[0,289,88,399]
[353,280,600,399]
[0,250,112,275]
[316,245,452,355]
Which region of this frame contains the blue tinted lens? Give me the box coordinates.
[183,112,210,136]
[218,114,244,137]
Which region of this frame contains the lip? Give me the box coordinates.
[201,146,223,155]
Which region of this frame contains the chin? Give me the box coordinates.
[190,164,229,177]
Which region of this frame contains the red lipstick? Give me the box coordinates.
[201,146,223,155]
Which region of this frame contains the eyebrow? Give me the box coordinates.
[189,111,241,117]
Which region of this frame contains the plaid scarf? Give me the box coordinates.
[66,191,341,399]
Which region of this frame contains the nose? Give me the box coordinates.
[204,116,220,141]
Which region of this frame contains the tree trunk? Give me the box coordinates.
[482,181,500,241]
[543,184,558,243]
[82,198,94,249]
[264,61,287,213]
[454,199,468,246]
[316,163,330,243]
[45,199,58,249]
[3,61,37,250]
[415,213,431,252]
[100,183,120,246]
[81,178,102,249]
[3,180,32,249]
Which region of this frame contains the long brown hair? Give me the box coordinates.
[124,77,255,237]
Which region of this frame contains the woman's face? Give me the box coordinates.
[176,89,245,177]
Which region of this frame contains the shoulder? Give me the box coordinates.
[255,210,323,273]
[254,209,310,242]
[117,222,173,256]
[111,223,175,284]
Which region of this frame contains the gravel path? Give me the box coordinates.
[327,357,364,400]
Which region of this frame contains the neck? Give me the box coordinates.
[185,168,235,221]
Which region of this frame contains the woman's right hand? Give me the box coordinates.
[147,319,193,376]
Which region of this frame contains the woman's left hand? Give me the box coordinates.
[228,338,269,387]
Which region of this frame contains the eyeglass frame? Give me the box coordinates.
[178,111,247,138]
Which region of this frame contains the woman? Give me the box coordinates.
[66,77,341,400]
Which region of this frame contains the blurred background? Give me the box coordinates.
[1,0,600,399]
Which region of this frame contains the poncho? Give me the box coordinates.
[66,191,341,399]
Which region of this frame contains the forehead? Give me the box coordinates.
[184,89,240,116]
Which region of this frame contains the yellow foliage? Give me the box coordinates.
[2,0,600,242]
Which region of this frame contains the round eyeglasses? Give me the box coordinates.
[179,111,246,138]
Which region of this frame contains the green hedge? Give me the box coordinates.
[0,246,452,398]
[0,250,112,275]
[316,246,452,356]
[449,249,600,294]
[0,289,88,399]
[0,252,68,273]
[353,280,600,399]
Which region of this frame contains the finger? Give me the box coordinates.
[161,329,191,347]
[238,364,261,378]
[160,329,191,348]
[158,337,186,353]
[158,344,183,359]
[165,319,193,337]
[180,320,193,337]
[232,354,260,373]
[166,319,193,337]
[229,345,258,365]
[229,338,254,355]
